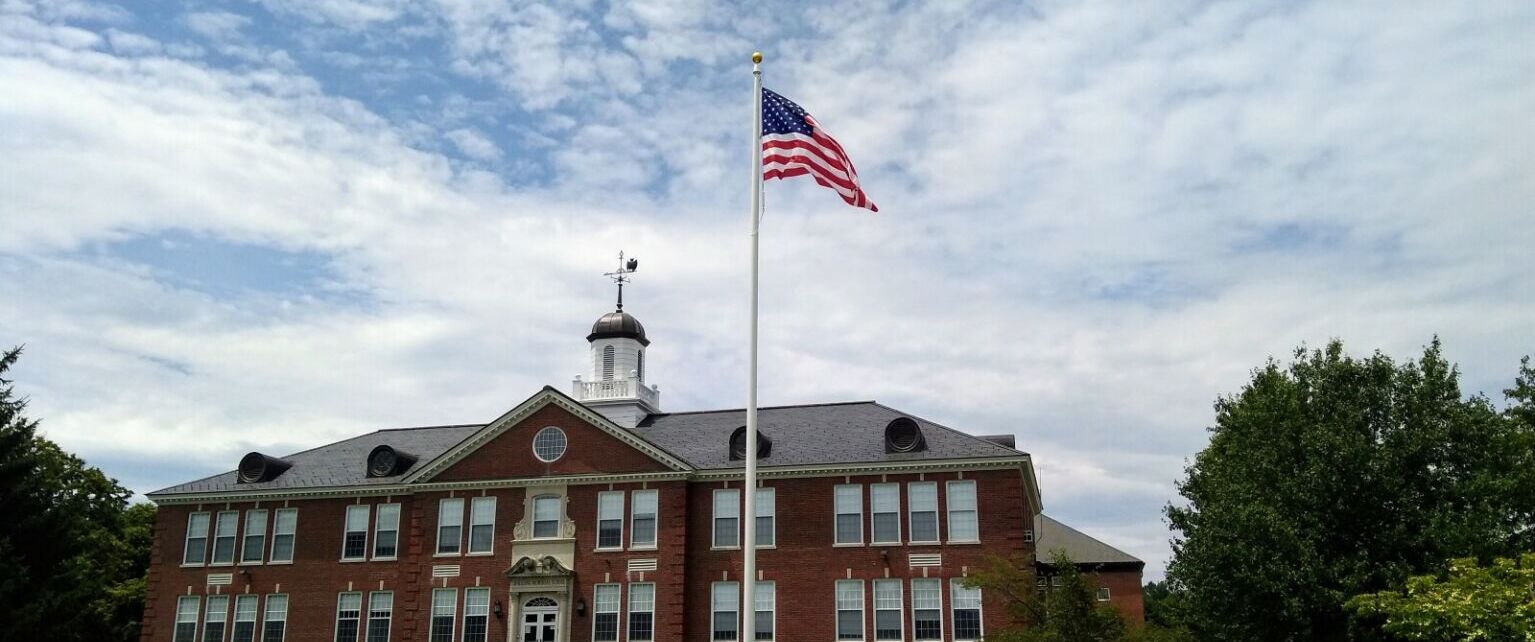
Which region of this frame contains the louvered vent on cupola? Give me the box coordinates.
[884,417,927,453]
[366,445,419,478]
[237,452,293,483]
[729,425,772,460]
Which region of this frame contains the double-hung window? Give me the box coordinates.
[950,581,982,641]
[183,512,211,565]
[204,595,229,642]
[908,482,939,544]
[946,481,979,542]
[628,582,655,641]
[836,580,865,641]
[365,592,392,642]
[911,579,943,641]
[212,510,239,564]
[270,508,297,563]
[1097,587,1111,602]
[468,497,496,554]
[753,581,775,641]
[711,582,739,641]
[437,498,463,555]
[241,509,268,563]
[343,505,369,560]
[631,490,658,548]
[532,496,560,538]
[873,579,903,641]
[428,588,456,642]
[870,484,901,544]
[463,587,490,642]
[593,584,620,641]
[334,592,362,642]
[373,504,399,559]
[713,489,740,548]
[232,594,258,642]
[597,492,624,549]
[263,594,288,642]
[754,488,775,547]
[173,596,199,642]
[834,485,863,545]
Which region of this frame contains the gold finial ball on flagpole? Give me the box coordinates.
[752,51,763,64]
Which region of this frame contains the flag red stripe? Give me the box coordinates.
[762,138,850,176]
[761,154,857,191]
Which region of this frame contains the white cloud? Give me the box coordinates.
[444,127,502,161]
[182,10,251,44]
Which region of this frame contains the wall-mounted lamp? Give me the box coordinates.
[493,600,503,618]
[576,598,587,617]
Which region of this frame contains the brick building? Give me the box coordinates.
[142,306,1142,642]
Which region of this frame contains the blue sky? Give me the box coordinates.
[3,0,1534,579]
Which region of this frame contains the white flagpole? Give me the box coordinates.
[741,50,763,642]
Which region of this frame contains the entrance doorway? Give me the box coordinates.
[520,597,559,642]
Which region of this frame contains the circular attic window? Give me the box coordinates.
[533,426,568,462]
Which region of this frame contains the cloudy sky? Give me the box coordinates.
[3,0,1533,578]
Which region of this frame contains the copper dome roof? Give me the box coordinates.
[587,310,649,345]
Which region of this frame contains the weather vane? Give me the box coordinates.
[604,251,639,311]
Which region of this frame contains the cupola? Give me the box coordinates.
[572,252,661,428]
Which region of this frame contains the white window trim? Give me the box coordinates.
[911,578,944,642]
[334,591,362,642]
[372,503,399,561]
[628,581,657,642]
[710,581,739,642]
[182,511,210,567]
[173,595,200,642]
[430,588,457,642]
[835,579,866,642]
[906,482,941,545]
[268,507,297,565]
[367,591,393,642]
[949,580,984,642]
[754,487,776,549]
[468,496,496,556]
[754,580,776,642]
[436,498,464,556]
[595,491,625,551]
[834,484,864,546]
[1097,586,1111,602]
[342,504,370,561]
[263,594,289,642]
[945,480,980,544]
[873,579,904,642]
[591,583,622,642]
[210,510,239,566]
[870,483,902,545]
[233,594,259,641]
[203,594,230,642]
[463,587,491,642]
[239,509,268,565]
[531,494,563,540]
[711,488,741,550]
[630,489,659,550]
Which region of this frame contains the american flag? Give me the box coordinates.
[761,88,877,212]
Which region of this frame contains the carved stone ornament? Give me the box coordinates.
[507,555,574,578]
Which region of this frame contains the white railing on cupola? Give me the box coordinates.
[572,376,660,408]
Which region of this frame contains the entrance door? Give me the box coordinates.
[520,597,559,642]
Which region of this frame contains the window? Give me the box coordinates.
[836,580,865,641]
[173,596,199,642]
[183,512,211,565]
[835,485,863,545]
[366,592,392,642]
[533,427,567,462]
[908,482,939,544]
[437,498,463,555]
[213,510,239,564]
[628,583,655,641]
[711,582,738,641]
[951,581,982,641]
[1023,529,1035,543]
[754,488,775,547]
[597,492,624,549]
[242,509,268,563]
[373,504,399,559]
[637,351,644,380]
[593,584,620,641]
[713,489,740,548]
[334,592,362,642]
[874,579,903,641]
[464,587,490,642]
[270,508,297,563]
[871,484,900,544]
[232,595,258,642]
[205,595,229,642]
[912,579,942,641]
[532,495,561,538]
[602,345,615,380]
[754,581,775,641]
[343,505,369,560]
[631,490,658,548]
[946,481,978,542]
[429,588,456,642]
[1097,587,1111,602]
[263,594,288,642]
[469,497,496,554]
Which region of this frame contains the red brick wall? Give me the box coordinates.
[434,404,672,481]
[1093,569,1145,625]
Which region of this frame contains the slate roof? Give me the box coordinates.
[1034,514,1143,567]
[147,397,1026,498]
[634,401,1025,470]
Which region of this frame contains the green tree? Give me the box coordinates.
[1347,554,1535,640]
[965,551,1126,642]
[1165,339,1532,642]
[0,346,153,642]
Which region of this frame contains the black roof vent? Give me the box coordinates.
[978,434,1016,449]
[729,426,772,460]
[884,417,927,453]
[366,445,419,478]
[237,452,293,484]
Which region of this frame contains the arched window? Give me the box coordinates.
[637,351,644,381]
[602,345,615,381]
